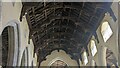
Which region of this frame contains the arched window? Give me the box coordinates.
[82,51,88,65]
[101,21,113,42]
[50,60,68,68]
[1,25,19,66]
[90,40,97,56]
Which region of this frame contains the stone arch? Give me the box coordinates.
[40,50,78,66]
[0,21,19,66]
[20,47,29,66]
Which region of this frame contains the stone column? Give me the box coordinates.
[97,46,107,68]
[90,57,95,68]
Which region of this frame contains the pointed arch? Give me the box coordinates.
[40,50,78,66]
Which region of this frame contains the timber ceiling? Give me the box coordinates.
[20,2,114,66]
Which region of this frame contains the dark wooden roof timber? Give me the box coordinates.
[20,2,115,66]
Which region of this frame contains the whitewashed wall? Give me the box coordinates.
[0,2,37,66]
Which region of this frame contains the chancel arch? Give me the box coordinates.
[40,50,78,66]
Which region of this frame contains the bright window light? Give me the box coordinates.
[101,21,113,42]
[82,51,88,65]
[90,40,97,56]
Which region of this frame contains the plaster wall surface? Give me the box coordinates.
[0,2,37,66]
